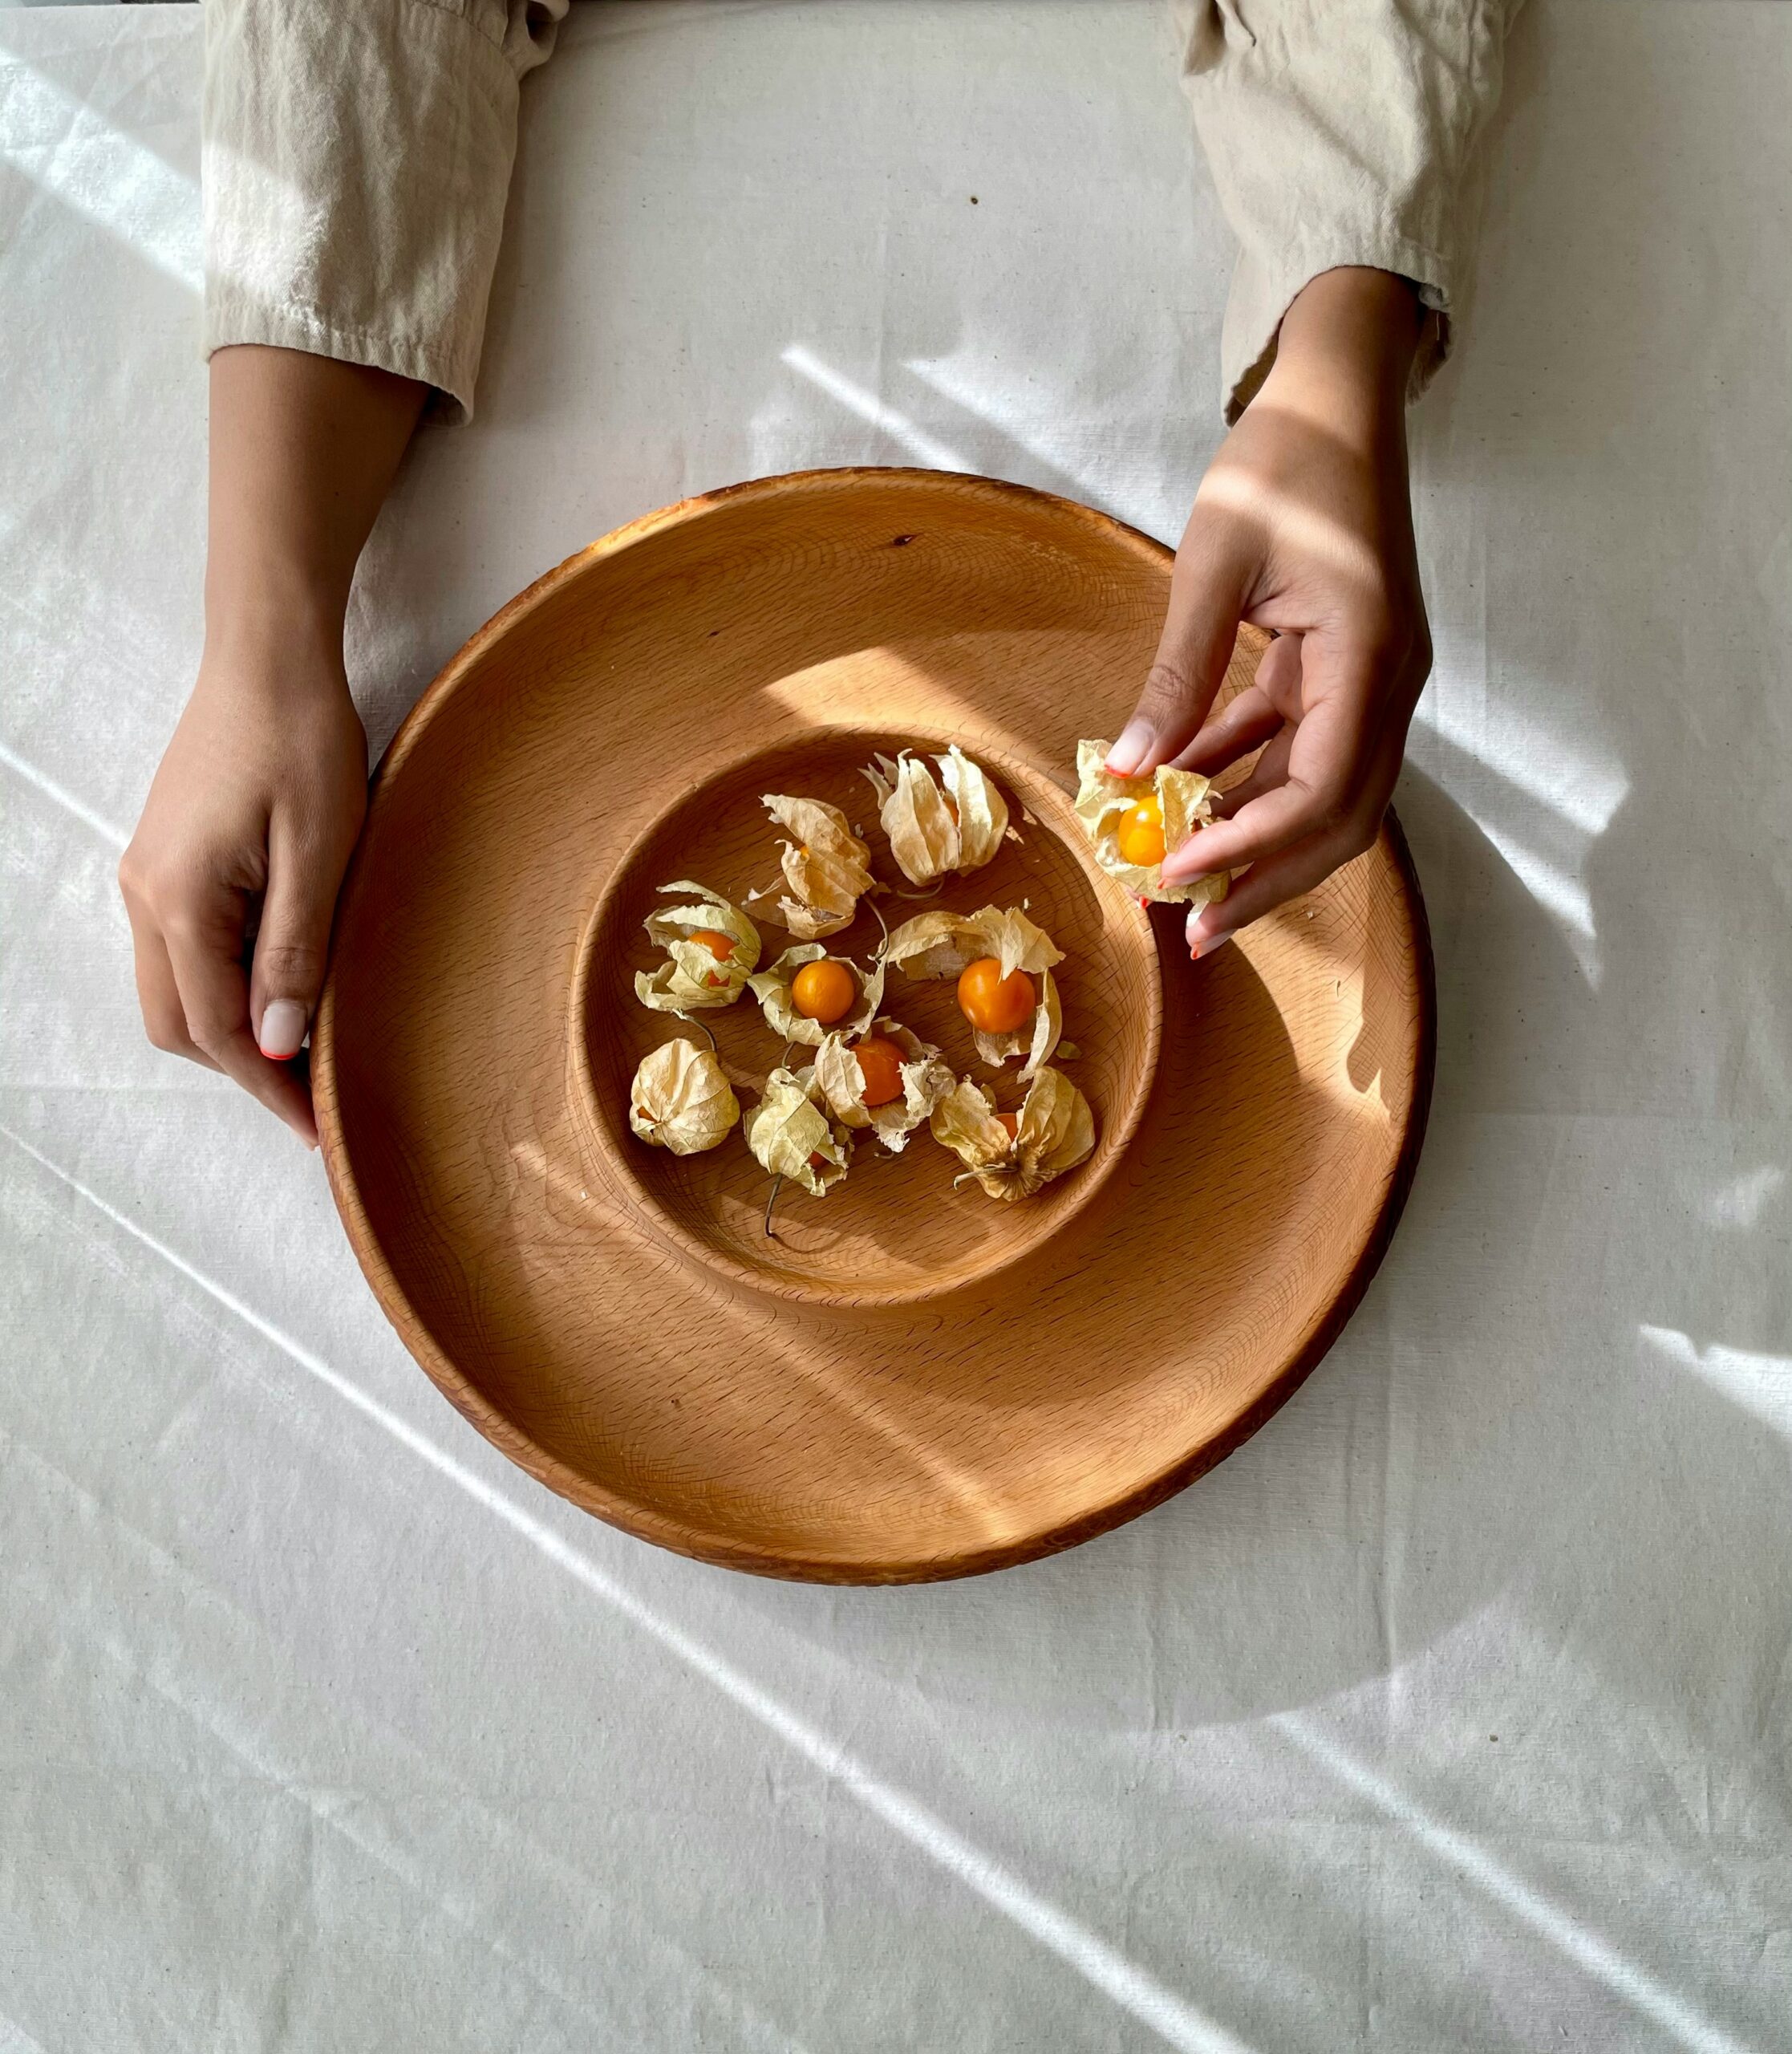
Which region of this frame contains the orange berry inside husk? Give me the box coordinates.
[995,1111,1020,1142]
[956,957,1036,1036]
[853,1035,906,1108]
[791,957,856,1023]
[1116,794,1166,868]
[689,927,736,988]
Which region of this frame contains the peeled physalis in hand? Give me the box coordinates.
[627,1038,740,1155]
[929,1066,1095,1201]
[882,903,1065,1076]
[744,1066,853,1195]
[761,796,875,940]
[1074,741,1229,907]
[747,944,882,1048]
[862,745,1011,886]
[634,882,762,1012]
[813,1018,955,1153]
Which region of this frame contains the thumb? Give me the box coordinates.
[250,812,349,1061]
[1106,528,1250,777]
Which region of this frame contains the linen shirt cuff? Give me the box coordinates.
[1221,237,1453,424]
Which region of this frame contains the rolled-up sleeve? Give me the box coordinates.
[202,0,564,422]
[1176,0,1512,420]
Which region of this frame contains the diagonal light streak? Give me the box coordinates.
[0,736,128,851]
[780,343,972,473]
[0,54,201,292]
[1277,1713,1755,2054]
[5,1126,1255,2054]
[1640,1325,1792,1439]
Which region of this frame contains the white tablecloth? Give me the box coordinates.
[2,4,1788,2048]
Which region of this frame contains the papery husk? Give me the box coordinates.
[761,795,876,939]
[881,903,1064,984]
[937,745,1011,871]
[744,1066,852,1195]
[970,965,1063,1078]
[1073,740,1230,907]
[627,1038,741,1155]
[813,1017,955,1153]
[861,745,1011,885]
[634,881,763,1011]
[929,1066,1096,1201]
[746,944,879,1048]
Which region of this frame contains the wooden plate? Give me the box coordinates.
[567,726,1161,1308]
[315,468,1433,1584]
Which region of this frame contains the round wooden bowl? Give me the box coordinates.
[314,468,1433,1585]
[566,725,1161,1308]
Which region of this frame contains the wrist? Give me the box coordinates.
[205,542,344,642]
[1261,267,1421,440]
[201,572,351,702]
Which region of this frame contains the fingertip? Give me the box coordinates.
[1161,840,1218,888]
[257,997,310,1062]
[1104,718,1155,778]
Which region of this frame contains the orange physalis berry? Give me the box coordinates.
[792,957,856,1023]
[956,957,1036,1035]
[852,1035,906,1108]
[1115,794,1166,868]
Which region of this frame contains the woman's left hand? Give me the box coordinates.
[1105,266,1433,956]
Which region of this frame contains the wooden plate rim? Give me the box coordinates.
[313,466,1437,1585]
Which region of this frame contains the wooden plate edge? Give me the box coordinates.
[313,469,1437,1585]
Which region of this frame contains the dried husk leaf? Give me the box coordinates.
[762,795,875,939]
[881,903,1064,984]
[744,1066,852,1195]
[813,1017,955,1152]
[747,944,882,1047]
[936,745,1011,871]
[627,1038,741,1155]
[970,965,1063,1078]
[862,752,959,886]
[861,745,1012,886]
[634,881,763,1011]
[1073,739,1230,907]
[929,1065,1096,1201]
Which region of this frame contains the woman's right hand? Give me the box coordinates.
[120,344,428,1147]
[118,619,368,1148]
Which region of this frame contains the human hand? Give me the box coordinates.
[118,624,367,1147]
[1106,266,1433,956]
[118,345,425,1146]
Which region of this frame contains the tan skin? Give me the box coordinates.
[119,348,425,1144]
[1106,265,1429,953]
[122,266,1426,1139]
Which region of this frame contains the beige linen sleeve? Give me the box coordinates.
[202,0,566,423]
[1174,0,1512,420]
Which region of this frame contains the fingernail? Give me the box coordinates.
[1105,719,1154,777]
[1188,925,1233,961]
[259,999,309,1060]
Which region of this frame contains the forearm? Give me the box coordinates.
[1265,269,1422,431]
[204,344,426,656]
[1178,0,1511,420]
